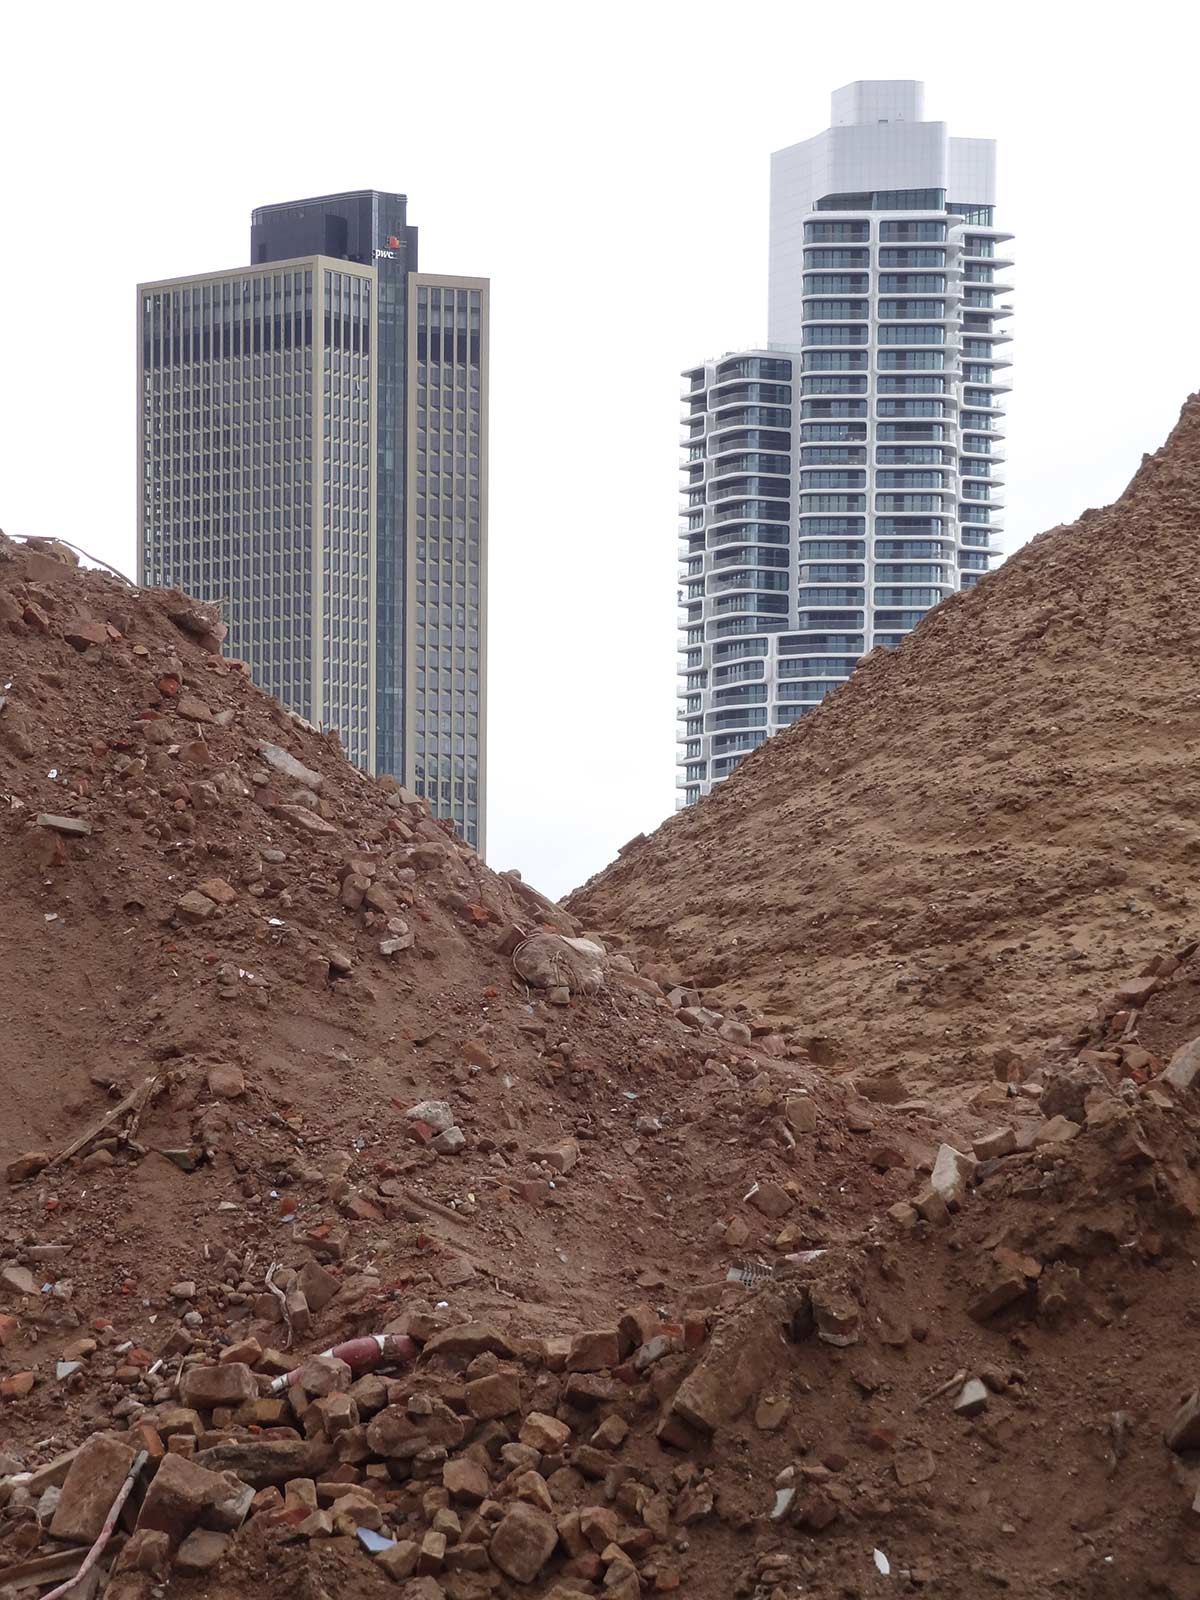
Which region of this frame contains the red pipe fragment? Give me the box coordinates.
[269,1332,417,1393]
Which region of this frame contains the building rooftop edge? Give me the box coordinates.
[137,254,377,292]
[251,190,409,217]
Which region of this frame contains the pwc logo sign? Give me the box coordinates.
[374,234,402,260]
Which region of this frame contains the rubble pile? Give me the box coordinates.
[8,921,1200,1600]
[569,396,1200,1088]
[8,387,1200,1600]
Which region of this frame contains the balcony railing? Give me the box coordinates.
[707,523,789,547]
[708,570,789,594]
[709,479,790,503]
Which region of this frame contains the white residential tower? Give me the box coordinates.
[678,81,1013,805]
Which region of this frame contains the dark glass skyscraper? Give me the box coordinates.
[139,190,488,849]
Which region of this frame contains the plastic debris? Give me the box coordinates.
[726,1261,775,1288]
[873,1548,891,1576]
[356,1527,395,1554]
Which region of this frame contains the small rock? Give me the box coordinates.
[206,1063,245,1100]
[953,1378,989,1419]
[297,1260,341,1313]
[64,620,110,652]
[855,1070,908,1104]
[275,804,338,835]
[295,1508,334,1537]
[465,1371,521,1419]
[34,813,92,836]
[567,1329,621,1372]
[376,1540,419,1580]
[893,1444,936,1486]
[417,1529,447,1573]
[520,1412,571,1453]
[1034,1115,1080,1146]
[176,890,215,922]
[1160,1037,1200,1094]
[529,1139,579,1174]
[591,1414,628,1450]
[784,1097,817,1134]
[175,1529,229,1575]
[422,1323,515,1361]
[972,1127,1016,1161]
[1114,974,1158,1008]
[443,1458,490,1504]
[930,1144,976,1208]
[179,1362,257,1411]
[258,743,324,791]
[297,1355,352,1398]
[747,1180,792,1219]
[755,1397,789,1432]
[913,1187,950,1226]
[633,1334,674,1371]
[405,1100,456,1134]
[969,1258,1035,1322]
[811,1284,860,1348]
[1,1265,37,1297]
[195,877,237,905]
[511,1469,554,1513]
[5,1152,49,1185]
[136,1452,230,1546]
[192,1439,325,1487]
[51,1435,137,1543]
[488,1501,559,1583]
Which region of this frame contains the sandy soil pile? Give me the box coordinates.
[569,397,1200,1092]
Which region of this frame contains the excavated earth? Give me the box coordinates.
[569,396,1200,1095]
[3,397,1200,1600]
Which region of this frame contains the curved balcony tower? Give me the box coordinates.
[677,82,1012,807]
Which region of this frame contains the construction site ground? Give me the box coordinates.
[4,400,1200,1600]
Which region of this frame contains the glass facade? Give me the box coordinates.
[246,195,489,857]
[251,191,418,782]
[139,262,376,769]
[141,192,490,850]
[679,206,1012,804]
[410,279,486,846]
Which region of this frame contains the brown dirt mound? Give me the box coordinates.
[568,395,1200,1090]
[6,524,1200,1599]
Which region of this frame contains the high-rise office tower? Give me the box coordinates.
[678,82,1012,806]
[139,191,489,850]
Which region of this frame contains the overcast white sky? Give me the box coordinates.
[2,3,1196,899]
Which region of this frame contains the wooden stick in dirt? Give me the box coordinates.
[45,1076,159,1170]
[400,1185,471,1227]
[915,1368,968,1410]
